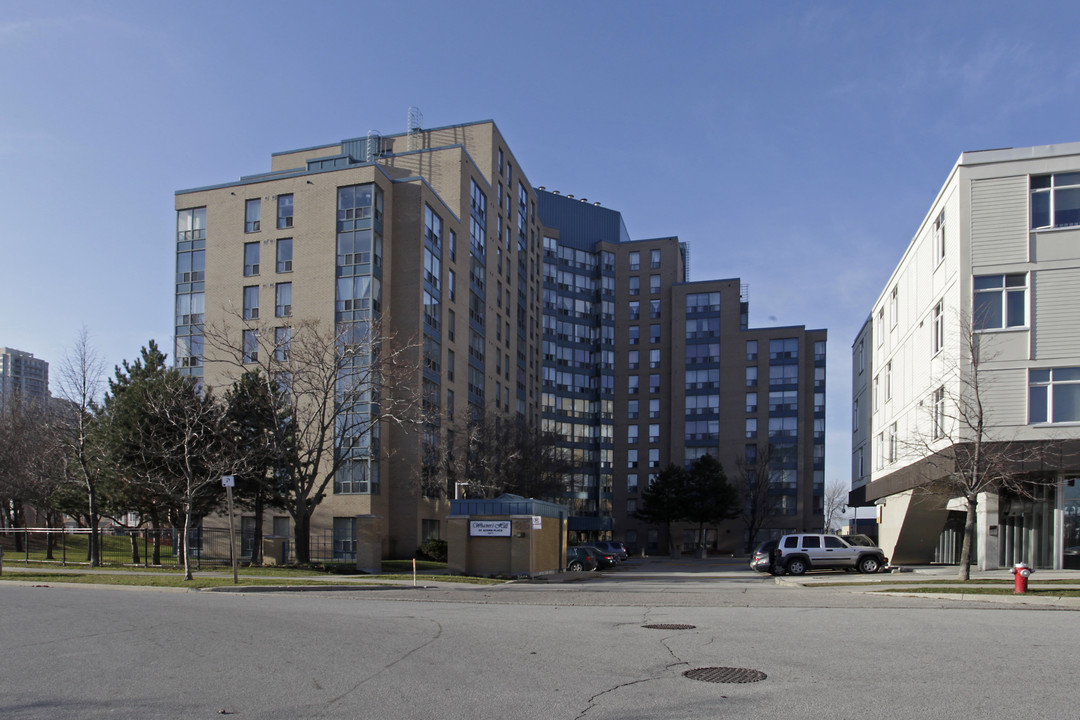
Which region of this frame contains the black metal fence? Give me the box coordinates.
[0,527,356,567]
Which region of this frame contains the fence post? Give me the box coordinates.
[62,528,66,566]
[25,528,29,563]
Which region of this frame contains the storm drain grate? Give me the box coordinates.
[641,623,696,630]
[683,667,767,684]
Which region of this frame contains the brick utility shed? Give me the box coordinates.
[447,495,568,577]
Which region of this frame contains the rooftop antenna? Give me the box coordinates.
[407,107,423,151]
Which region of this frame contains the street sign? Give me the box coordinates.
[532,516,542,530]
[222,475,235,488]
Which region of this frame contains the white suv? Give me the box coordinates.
[773,533,888,575]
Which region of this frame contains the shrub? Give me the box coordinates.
[417,539,448,562]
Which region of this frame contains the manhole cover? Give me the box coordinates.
[683,667,767,684]
[641,623,696,630]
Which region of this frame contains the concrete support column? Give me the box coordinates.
[976,493,1000,571]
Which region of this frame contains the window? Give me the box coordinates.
[243,286,259,320]
[649,274,660,294]
[876,308,885,346]
[245,198,261,232]
[650,249,661,269]
[649,324,660,344]
[932,301,944,353]
[746,392,758,413]
[974,274,1026,330]
[628,449,639,469]
[686,292,721,313]
[277,194,294,229]
[627,399,639,419]
[1029,367,1080,423]
[769,338,798,360]
[932,386,945,438]
[1031,172,1080,228]
[888,423,897,463]
[852,398,859,431]
[276,238,292,273]
[446,350,455,381]
[629,251,640,271]
[242,329,258,363]
[629,276,640,296]
[934,209,945,262]
[885,362,892,400]
[424,248,441,291]
[649,348,660,368]
[746,366,758,387]
[275,283,292,317]
[856,339,864,374]
[628,326,640,345]
[649,398,660,418]
[648,448,660,468]
[745,418,757,439]
[628,301,640,320]
[628,349,640,370]
[889,287,898,328]
[274,327,291,362]
[873,374,879,412]
[448,269,456,302]
[746,340,758,361]
[649,374,660,394]
[650,299,661,319]
[243,242,260,276]
[627,425,639,444]
[627,474,638,494]
[628,375,640,394]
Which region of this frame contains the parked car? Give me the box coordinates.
[582,545,619,569]
[565,546,598,572]
[591,541,629,562]
[749,539,780,574]
[773,533,888,575]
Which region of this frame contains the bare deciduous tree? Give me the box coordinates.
[55,328,106,566]
[905,315,1067,580]
[204,315,422,564]
[733,443,785,552]
[431,410,569,501]
[823,478,849,534]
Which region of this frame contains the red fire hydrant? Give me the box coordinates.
[1010,562,1033,594]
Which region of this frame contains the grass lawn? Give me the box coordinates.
[0,572,370,589]
[870,586,1080,597]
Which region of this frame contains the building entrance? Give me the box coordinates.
[999,485,1055,569]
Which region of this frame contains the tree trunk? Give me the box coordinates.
[958,495,977,581]
[129,531,140,565]
[294,511,311,565]
[182,508,194,581]
[250,491,265,565]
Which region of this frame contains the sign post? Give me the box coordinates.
[222,475,238,584]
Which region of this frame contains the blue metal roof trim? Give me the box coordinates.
[449,495,567,519]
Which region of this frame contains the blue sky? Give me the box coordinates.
[4,1,1079,492]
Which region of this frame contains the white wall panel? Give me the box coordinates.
[970,176,1028,267]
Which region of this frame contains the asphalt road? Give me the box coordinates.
[2,567,1077,720]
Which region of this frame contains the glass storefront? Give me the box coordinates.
[999,485,1055,569]
[1064,479,1080,570]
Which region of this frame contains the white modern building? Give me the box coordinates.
[854,142,1080,570]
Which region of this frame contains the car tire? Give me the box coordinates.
[786,558,808,576]
[857,556,881,574]
[568,561,584,572]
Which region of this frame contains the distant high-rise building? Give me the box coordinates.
[0,347,49,409]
